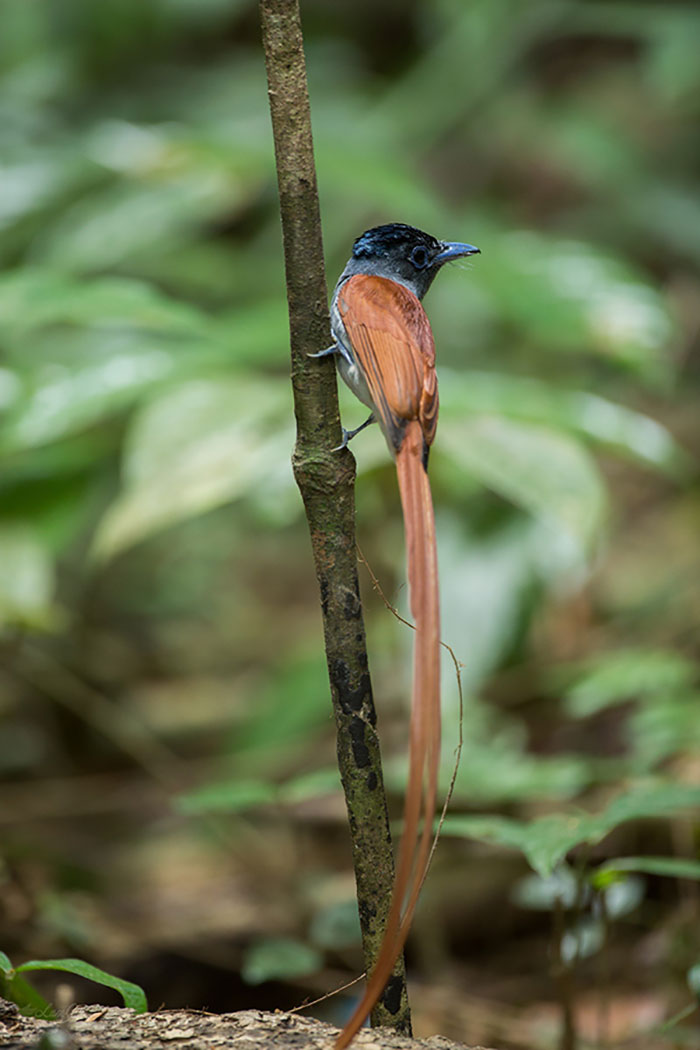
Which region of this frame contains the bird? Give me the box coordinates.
[316,223,480,1047]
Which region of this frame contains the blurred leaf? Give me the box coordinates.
[279,767,341,804]
[0,154,92,234]
[439,370,687,477]
[2,340,176,451]
[473,232,674,381]
[603,876,646,918]
[442,782,700,877]
[436,517,542,693]
[512,868,580,910]
[16,958,147,1013]
[563,649,695,717]
[214,300,290,366]
[368,1,565,146]
[0,270,233,452]
[452,751,593,806]
[594,857,700,885]
[441,813,582,878]
[628,693,700,772]
[176,766,341,816]
[93,376,295,559]
[688,964,700,1000]
[231,655,330,760]
[34,171,257,272]
[627,184,700,268]
[440,415,606,552]
[599,783,700,825]
[175,779,276,815]
[0,268,215,346]
[561,919,605,963]
[0,526,54,628]
[646,12,700,104]
[0,368,21,412]
[241,938,321,985]
[309,900,361,951]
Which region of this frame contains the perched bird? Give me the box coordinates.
[318,223,479,1047]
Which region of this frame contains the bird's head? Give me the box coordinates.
[342,222,480,299]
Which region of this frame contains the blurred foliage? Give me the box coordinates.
[0,0,699,1046]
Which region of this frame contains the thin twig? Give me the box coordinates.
[288,973,366,1015]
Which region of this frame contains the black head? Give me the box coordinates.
[342,222,479,299]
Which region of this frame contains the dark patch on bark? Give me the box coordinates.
[382,975,407,1017]
[332,658,371,715]
[367,770,378,791]
[349,715,370,768]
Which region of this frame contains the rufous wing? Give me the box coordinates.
[337,275,439,453]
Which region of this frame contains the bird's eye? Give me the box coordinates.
[410,245,429,269]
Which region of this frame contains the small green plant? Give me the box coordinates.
[0,952,147,1018]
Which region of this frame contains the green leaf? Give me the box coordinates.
[93,376,295,559]
[0,368,21,413]
[441,813,592,878]
[241,938,322,985]
[593,856,700,884]
[15,959,147,1013]
[278,767,341,804]
[0,526,54,628]
[0,951,13,973]
[230,655,329,758]
[688,964,700,999]
[309,900,361,950]
[438,370,687,477]
[627,693,700,773]
[175,766,340,817]
[511,868,579,910]
[563,649,695,717]
[0,971,56,1019]
[472,231,674,382]
[34,175,251,272]
[442,782,700,877]
[439,415,606,552]
[1,335,179,453]
[450,722,591,803]
[561,919,605,963]
[598,784,700,826]
[176,779,277,815]
[0,271,239,453]
[0,269,214,347]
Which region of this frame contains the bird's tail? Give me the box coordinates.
[335,419,441,1049]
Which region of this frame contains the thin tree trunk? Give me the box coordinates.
[259,0,410,1033]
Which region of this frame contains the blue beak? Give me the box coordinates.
[434,241,480,264]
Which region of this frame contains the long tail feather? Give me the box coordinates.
[335,420,440,1049]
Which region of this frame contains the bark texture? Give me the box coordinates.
[0,1002,484,1050]
[259,0,410,1032]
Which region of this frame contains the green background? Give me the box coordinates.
[0,2,698,1046]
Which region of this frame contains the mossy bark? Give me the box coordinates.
[259,0,410,1033]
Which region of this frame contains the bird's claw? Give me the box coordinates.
[307,345,338,359]
[332,429,352,452]
[332,414,375,451]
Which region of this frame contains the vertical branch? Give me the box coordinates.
[259,0,410,1033]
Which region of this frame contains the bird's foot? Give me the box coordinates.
[332,414,375,451]
[308,344,338,358]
